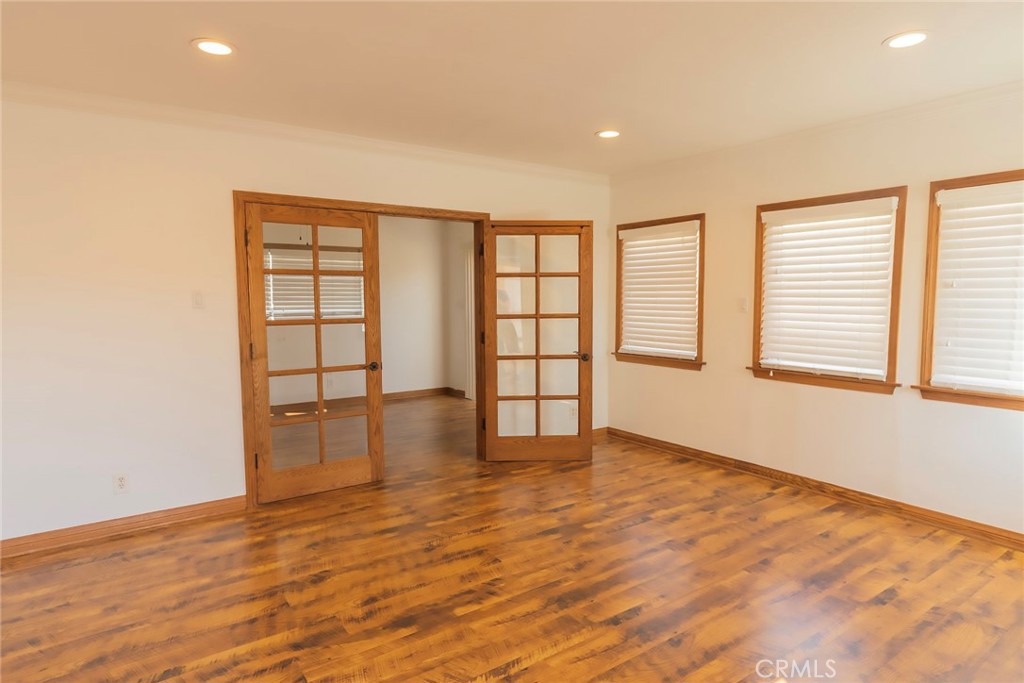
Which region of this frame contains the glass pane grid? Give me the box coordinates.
[264,219,370,470]
[495,230,584,440]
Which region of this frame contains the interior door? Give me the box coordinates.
[484,221,593,460]
[246,203,384,502]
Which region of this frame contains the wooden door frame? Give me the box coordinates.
[233,190,490,509]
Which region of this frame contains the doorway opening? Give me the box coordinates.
[376,216,478,468]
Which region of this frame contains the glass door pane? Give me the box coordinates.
[265,275,315,320]
[319,276,365,319]
[322,324,366,367]
[497,235,535,273]
[540,399,578,436]
[498,400,536,437]
[263,222,313,269]
[267,325,317,371]
[269,374,318,420]
[323,370,367,415]
[539,277,578,314]
[540,360,578,396]
[539,235,578,272]
[497,278,536,314]
[270,422,319,470]
[318,226,363,270]
[325,415,369,461]
[498,318,535,355]
[540,319,578,355]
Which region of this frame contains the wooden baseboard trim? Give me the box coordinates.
[1,496,247,561]
[593,427,609,440]
[384,387,466,402]
[607,428,1024,551]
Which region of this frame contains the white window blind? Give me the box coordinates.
[759,196,899,379]
[931,180,1024,396]
[264,248,364,320]
[619,220,701,360]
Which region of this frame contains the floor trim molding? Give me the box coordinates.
[607,427,1024,551]
[1,496,247,561]
[385,387,466,401]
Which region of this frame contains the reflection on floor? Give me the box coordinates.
[2,395,1021,682]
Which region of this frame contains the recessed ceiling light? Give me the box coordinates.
[191,38,235,56]
[884,31,927,49]
[596,130,620,139]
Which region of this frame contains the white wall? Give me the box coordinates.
[1,87,610,538]
[442,223,476,394]
[609,85,1024,532]
[378,216,473,395]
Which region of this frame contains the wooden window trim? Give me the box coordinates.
[615,213,706,371]
[751,186,907,394]
[748,367,899,394]
[917,169,1024,412]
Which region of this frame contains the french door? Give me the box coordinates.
[245,203,384,502]
[484,221,593,460]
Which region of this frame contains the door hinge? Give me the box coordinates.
[249,342,255,360]
[254,453,259,469]
[244,229,249,247]
[480,331,485,345]
[478,243,484,257]
[481,418,486,432]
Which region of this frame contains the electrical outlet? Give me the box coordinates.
[113,474,129,495]
[191,291,205,309]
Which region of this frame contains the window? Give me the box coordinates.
[615,214,705,370]
[751,187,907,393]
[917,170,1024,411]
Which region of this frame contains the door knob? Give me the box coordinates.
[580,353,590,362]
[368,361,380,371]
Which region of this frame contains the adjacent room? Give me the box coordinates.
[2,2,1022,682]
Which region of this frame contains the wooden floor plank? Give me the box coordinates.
[2,395,1021,683]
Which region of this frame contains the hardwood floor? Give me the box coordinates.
[2,395,1022,682]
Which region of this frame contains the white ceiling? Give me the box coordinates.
[3,2,1022,174]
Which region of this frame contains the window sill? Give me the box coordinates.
[614,352,705,371]
[747,366,899,394]
[913,385,1023,411]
